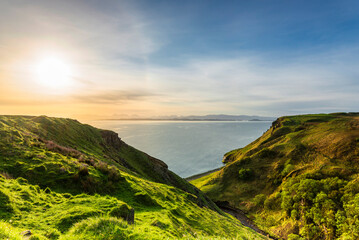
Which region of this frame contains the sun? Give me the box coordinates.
[34,56,73,90]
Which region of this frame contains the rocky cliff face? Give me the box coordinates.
[100,130,123,149]
[98,126,219,212]
[100,129,169,172]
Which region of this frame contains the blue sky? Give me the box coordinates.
[1,0,359,118]
[137,0,359,62]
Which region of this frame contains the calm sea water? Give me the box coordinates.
[90,120,272,178]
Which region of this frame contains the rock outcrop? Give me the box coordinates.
[100,130,123,149]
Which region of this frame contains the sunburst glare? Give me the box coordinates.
[34,55,73,90]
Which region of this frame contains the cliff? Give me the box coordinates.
[0,115,263,239]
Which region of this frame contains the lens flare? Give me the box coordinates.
[35,56,73,90]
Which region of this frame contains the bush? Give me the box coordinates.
[108,167,121,181]
[94,161,121,181]
[80,176,97,193]
[291,209,298,220]
[94,161,108,173]
[78,165,89,177]
[264,192,281,210]
[258,148,277,158]
[252,194,266,208]
[238,168,254,180]
[0,172,13,179]
[282,164,295,177]
[45,141,81,158]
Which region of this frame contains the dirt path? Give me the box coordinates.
[219,205,279,240]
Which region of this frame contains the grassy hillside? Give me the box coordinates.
[192,113,359,239]
[0,115,265,240]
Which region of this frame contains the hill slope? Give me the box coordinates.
[0,115,264,240]
[192,113,359,239]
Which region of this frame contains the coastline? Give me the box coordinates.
[185,167,222,181]
[97,119,273,122]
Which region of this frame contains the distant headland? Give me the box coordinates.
[102,114,276,122]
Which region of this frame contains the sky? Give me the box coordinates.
[1,0,359,119]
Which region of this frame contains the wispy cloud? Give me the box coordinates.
[143,45,359,115]
[72,90,161,104]
[1,1,359,118]
[0,1,162,59]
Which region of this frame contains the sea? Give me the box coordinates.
[90,120,272,178]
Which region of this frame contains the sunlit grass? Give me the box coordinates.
[192,113,359,239]
[0,115,265,239]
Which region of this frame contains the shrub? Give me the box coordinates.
[78,156,96,166]
[258,148,277,158]
[291,209,298,220]
[78,165,89,177]
[45,141,81,158]
[252,194,266,208]
[94,161,121,182]
[264,192,281,210]
[0,172,13,179]
[108,167,121,181]
[80,176,97,193]
[238,168,254,180]
[282,164,295,177]
[94,161,108,173]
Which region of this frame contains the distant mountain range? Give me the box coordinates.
[106,114,276,121]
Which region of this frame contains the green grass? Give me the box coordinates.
[192,113,359,239]
[0,115,265,240]
[0,221,23,240]
[0,115,218,209]
[0,170,263,239]
[59,216,265,240]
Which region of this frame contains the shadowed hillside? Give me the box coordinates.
[192,113,359,239]
[0,115,264,240]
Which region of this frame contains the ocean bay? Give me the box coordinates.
[91,120,272,177]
